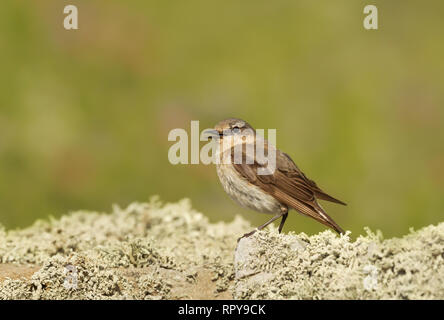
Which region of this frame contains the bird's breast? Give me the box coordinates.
[216,163,282,214]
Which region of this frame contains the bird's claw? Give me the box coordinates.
[237,229,258,243]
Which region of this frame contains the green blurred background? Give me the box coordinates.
[0,0,443,237]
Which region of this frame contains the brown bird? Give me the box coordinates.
[205,118,346,239]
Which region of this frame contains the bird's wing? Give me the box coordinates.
[278,152,347,206]
[230,145,345,234]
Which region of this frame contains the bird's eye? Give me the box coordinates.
[232,126,241,134]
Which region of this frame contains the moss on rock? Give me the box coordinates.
[234,225,444,299]
[0,198,442,299]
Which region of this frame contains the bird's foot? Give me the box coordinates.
[237,228,258,243]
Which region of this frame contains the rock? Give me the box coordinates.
[233,225,444,299]
[0,198,443,299]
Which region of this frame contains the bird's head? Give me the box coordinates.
[204,118,255,141]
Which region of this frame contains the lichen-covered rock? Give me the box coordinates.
[0,198,443,299]
[234,225,444,299]
[0,197,250,299]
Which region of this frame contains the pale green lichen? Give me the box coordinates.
[234,223,444,299]
[0,197,250,299]
[0,198,443,299]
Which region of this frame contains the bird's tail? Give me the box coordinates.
[313,203,345,234]
[273,189,345,235]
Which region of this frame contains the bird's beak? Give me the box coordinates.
[203,129,221,140]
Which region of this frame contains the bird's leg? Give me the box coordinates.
[278,207,288,233]
[237,212,284,242]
